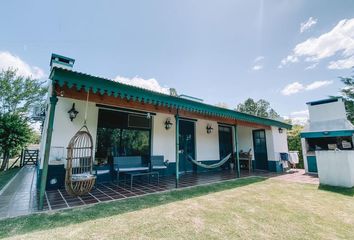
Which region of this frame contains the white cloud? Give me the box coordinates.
[281,80,333,96]
[281,82,304,95]
[328,55,354,69]
[286,109,309,125]
[279,55,299,67]
[114,75,169,94]
[252,56,264,71]
[254,56,264,62]
[252,65,263,71]
[305,80,333,90]
[0,51,45,79]
[305,62,319,70]
[300,17,317,33]
[290,110,309,116]
[280,18,354,69]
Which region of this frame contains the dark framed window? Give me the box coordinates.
[95,109,151,166]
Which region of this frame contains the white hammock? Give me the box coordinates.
[186,153,232,169]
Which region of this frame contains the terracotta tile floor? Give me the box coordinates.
[0,166,318,219]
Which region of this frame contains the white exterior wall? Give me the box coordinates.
[267,126,288,161]
[152,116,220,162]
[308,99,346,122]
[237,126,255,160]
[238,125,288,170]
[48,97,99,166]
[38,96,290,172]
[196,119,219,161]
[316,150,354,188]
[152,113,176,163]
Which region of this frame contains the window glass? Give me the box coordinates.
[95,109,151,166]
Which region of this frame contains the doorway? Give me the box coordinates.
[179,120,196,173]
[252,129,268,170]
[218,125,233,159]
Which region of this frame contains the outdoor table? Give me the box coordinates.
[125,171,159,189]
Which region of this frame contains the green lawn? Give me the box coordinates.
[1,177,354,239]
[0,167,20,191]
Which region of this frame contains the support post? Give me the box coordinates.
[175,113,179,188]
[234,124,240,178]
[38,96,58,210]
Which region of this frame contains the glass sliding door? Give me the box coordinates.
[95,109,151,167]
[179,120,196,173]
[218,126,233,159]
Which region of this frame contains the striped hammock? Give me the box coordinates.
[186,153,232,169]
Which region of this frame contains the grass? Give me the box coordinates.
[0,167,20,191]
[1,177,354,239]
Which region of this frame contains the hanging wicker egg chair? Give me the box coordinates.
[65,125,96,196]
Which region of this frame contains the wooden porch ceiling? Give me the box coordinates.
[55,84,271,130]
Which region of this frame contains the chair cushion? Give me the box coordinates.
[116,167,149,172]
[96,170,110,175]
[152,166,167,170]
[71,173,95,181]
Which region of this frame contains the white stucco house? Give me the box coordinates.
[37,53,291,208]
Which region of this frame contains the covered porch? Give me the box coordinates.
[37,56,291,210]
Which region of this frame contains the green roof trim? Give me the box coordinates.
[306,97,342,106]
[300,130,354,138]
[50,67,291,129]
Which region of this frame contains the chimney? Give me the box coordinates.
[50,53,75,70]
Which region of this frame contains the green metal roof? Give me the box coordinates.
[50,67,292,129]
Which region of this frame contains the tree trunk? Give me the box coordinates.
[0,151,9,171]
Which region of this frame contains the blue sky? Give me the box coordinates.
[1,0,354,124]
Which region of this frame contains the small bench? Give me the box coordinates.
[125,171,159,189]
[113,156,149,185]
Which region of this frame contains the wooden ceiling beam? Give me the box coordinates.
[55,84,270,130]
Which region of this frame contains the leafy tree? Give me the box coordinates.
[0,68,46,114]
[236,98,280,119]
[340,76,354,123]
[0,69,46,170]
[29,131,41,145]
[0,113,33,170]
[287,123,304,169]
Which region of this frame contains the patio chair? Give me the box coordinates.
[65,126,96,196]
[93,166,112,186]
[150,155,169,175]
[113,156,149,185]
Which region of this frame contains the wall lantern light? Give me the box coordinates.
[68,103,79,121]
[278,127,283,134]
[165,117,173,130]
[206,124,213,134]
